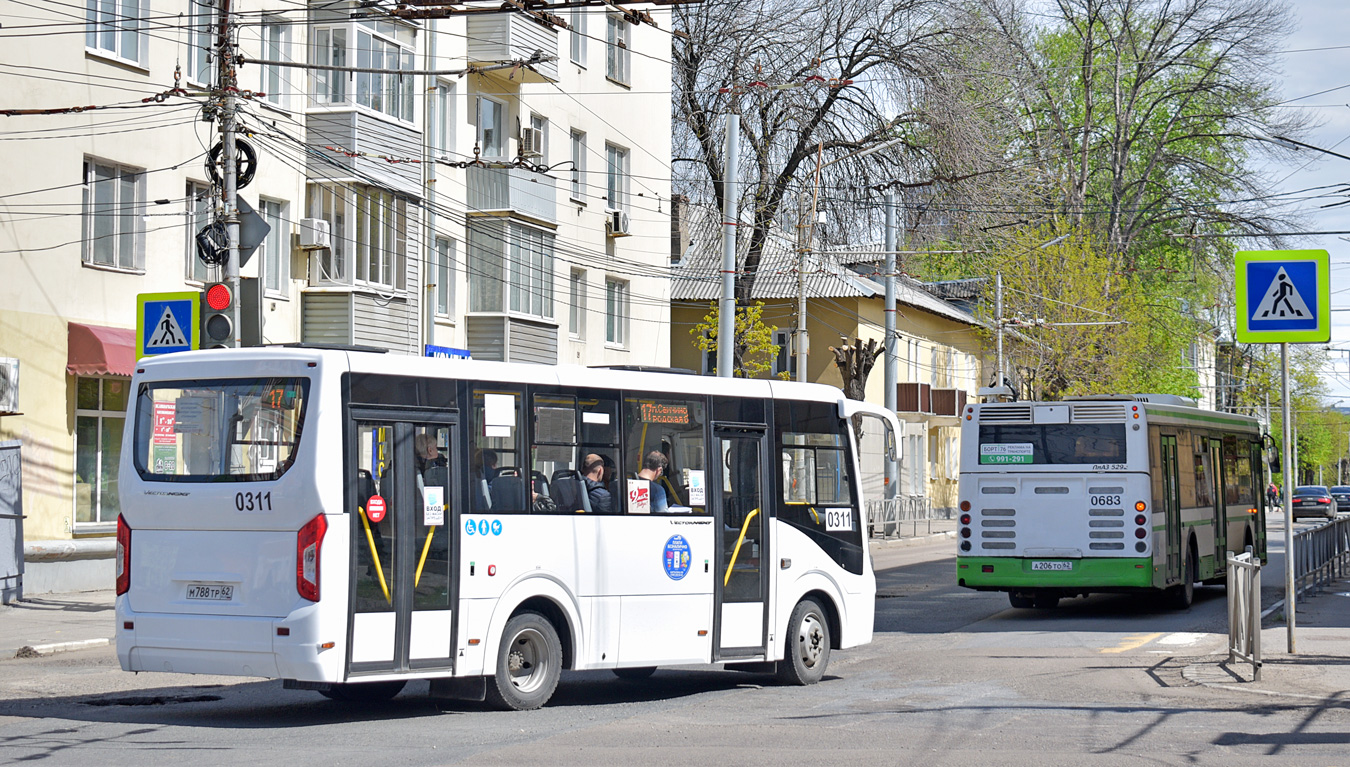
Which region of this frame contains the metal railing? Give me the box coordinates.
[1292,515,1350,598]
[1226,547,1261,681]
[866,496,946,538]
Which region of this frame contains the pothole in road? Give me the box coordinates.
[82,693,223,707]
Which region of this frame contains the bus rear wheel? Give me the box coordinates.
[486,611,562,711]
[1168,544,1196,610]
[776,598,830,686]
[1008,591,1035,609]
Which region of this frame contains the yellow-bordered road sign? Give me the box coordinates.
[1235,250,1330,343]
[137,291,200,358]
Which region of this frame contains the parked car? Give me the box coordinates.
[1292,485,1337,521]
[1330,486,1350,514]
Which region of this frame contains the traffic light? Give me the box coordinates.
[201,282,236,348]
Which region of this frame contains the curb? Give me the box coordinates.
[11,637,111,659]
[872,531,957,548]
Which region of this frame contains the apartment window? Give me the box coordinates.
[82,158,144,271]
[313,21,414,120]
[306,184,348,284]
[187,0,217,85]
[570,130,586,201]
[435,236,456,316]
[313,27,348,103]
[476,96,505,157]
[605,14,629,85]
[185,181,217,283]
[261,18,289,108]
[468,219,554,319]
[569,7,587,65]
[75,377,128,526]
[526,114,548,162]
[86,0,146,65]
[605,143,628,211]
[569,269,586,338]
[773,330,797,377]
[431,81,455,156]
[355,187,407,289]
[261,199,289,295]
[930,345,938,387]
[605,278,628,346]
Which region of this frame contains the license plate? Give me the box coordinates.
[185,584,234,601]
[1031,561,1073,571]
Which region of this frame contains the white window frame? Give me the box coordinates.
[353,186,408,290]
[311,21,415,122]
[431,81,455,157]
[605,14,630,85]
[605,277,629,347]
[468,219,554,320]
[476,95,506,158]
[306,183,349,285]
[568,268,586,338]
[185,180,218,283]
[82,158,144,272]
[773,329,797,378]
[260,17,290,110]
[86,0,148,67]
[434,236,456,317]
[74,376,129,529]
[569,7,587,66]
[570,129,586,202]
[605,143,629,212]
[186,0,218,86]
[312,26,348,105]
[261,198,290,297]
[528,113,548,163]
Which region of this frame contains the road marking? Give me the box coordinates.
[1100,632,1163,654]
[1156,632,1207,646]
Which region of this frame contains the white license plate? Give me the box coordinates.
[185,584,234,601]
[1031,561,1073,571]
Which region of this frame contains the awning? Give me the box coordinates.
[67,323,135,377]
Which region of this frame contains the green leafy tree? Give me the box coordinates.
[690,302,784,379]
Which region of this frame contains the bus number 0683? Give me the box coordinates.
[1089,495,1121,507]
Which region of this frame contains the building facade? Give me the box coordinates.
[0,1,672,594]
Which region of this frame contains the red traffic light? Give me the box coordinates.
[205,283,232,311]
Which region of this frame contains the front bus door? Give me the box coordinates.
[713,426,770,659]
[348,414,458,676]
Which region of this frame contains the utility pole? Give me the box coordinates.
[883,191,899,502]
[217,0,241,347]
[717,112,738,378]
[995,272,1005,390]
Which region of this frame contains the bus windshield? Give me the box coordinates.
[133,377,310,482]
[977,424,1127,465]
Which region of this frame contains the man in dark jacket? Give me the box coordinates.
[582,453,614,514]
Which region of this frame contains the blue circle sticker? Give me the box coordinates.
[465,519,476,536]
[478,519,490,536]
[491,519,503,536]
[663,535,691,580]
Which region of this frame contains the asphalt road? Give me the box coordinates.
[0,533,1346,766]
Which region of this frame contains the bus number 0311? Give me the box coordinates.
[235,491,273,512]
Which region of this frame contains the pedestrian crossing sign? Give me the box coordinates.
[136,292,201,358]
[1235,250,1330,343]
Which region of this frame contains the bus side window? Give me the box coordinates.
[623,396,707,514]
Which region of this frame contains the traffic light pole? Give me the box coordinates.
[217,0,241,347]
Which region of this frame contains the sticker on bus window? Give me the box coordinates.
[627,479,651,514]
[687,470,706,505]
[980,443,1034,465]
[423,486,444,526]
[824,508,853,532]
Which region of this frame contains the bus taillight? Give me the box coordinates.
[297,514,328,602]
[115,514,131,596]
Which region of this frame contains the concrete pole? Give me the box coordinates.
[219,0,240,347]
[884,191,899,500]
[995,272,1005,391]
[717,113,739,378]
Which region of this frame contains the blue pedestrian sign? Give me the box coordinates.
[136,292,200,358]
[1235,250,1330,343]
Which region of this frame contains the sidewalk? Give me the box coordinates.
[0,590,116,658]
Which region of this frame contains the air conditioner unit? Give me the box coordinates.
[0,358,18,415]
[519,126,543,158]
[606,209,631,237]
[298,218,331,250]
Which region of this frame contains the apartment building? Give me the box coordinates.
[0,1,673,595]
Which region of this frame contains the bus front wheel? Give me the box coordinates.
[486,611,563,711]
[776,598,831,686]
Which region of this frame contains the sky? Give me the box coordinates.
[1267,0,1350,403]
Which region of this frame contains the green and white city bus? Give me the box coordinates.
[956,394,1267,609]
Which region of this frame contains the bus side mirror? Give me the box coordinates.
[885,428,899,462]
[1269,456,1281,474]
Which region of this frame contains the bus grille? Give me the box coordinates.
[979,405,1032,423]
[1070,403,1127,422]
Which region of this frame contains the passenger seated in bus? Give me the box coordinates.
[414,434,448,492]
[472,449,498,511]
[636,451,669,513]
[582,454,614,513]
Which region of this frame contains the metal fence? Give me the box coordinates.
[0,441,22,604]
[1226,547,1261,681]
[867,496,948,538]
[1291,515,1350,598]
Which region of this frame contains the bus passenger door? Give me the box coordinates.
[349,415,458,676]
[1159,435,1181,584]
[712,426,770,659]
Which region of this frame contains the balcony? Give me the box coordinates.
[467,164,556,225]
[466,12,560,84]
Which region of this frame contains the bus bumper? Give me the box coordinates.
[956,557,1154,590]
[116,597,340,681]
